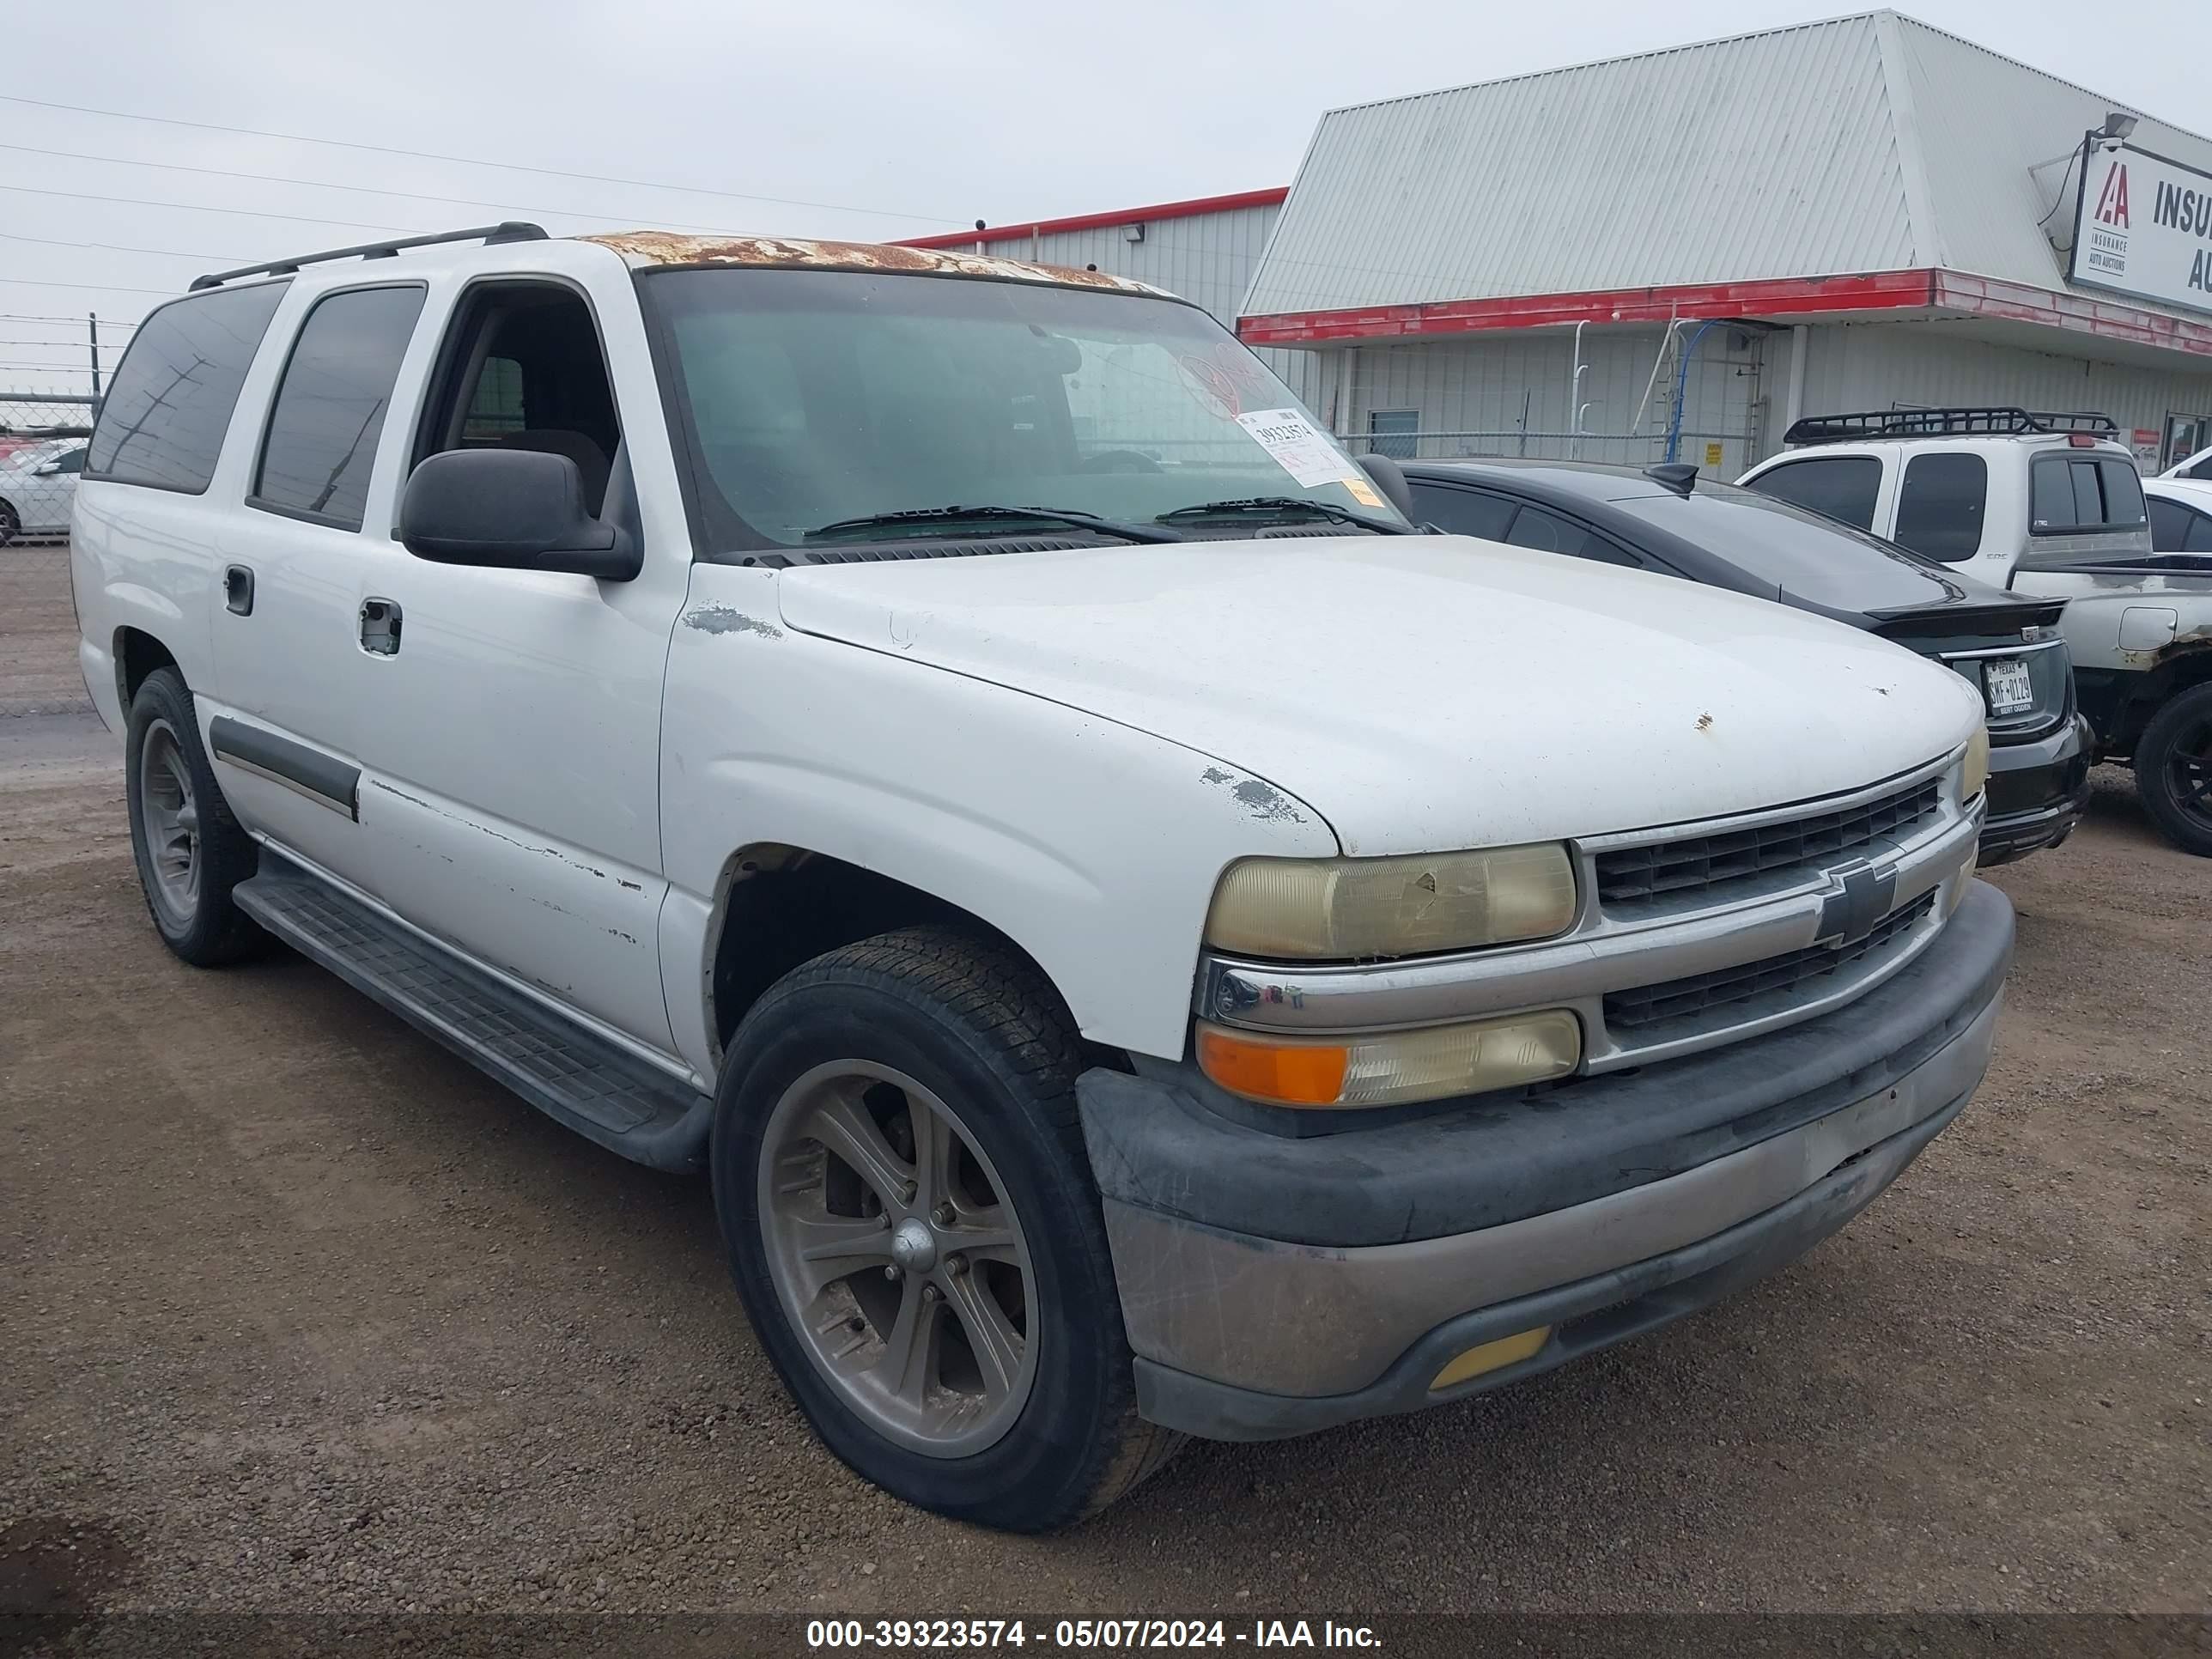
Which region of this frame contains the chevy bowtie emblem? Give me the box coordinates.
[1816,860,1898,947]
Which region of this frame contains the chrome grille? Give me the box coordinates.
[1592,779,1941,905]
[1604,891,1936,1031]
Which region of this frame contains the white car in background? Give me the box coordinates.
[2145,477,2212,554]
[0,439,88,543]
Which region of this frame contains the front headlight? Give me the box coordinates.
[1961,726,1990,804]
[1205,844,1577,960]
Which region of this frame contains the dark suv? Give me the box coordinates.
[1404,459,2092,866]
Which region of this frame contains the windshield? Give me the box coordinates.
[638,267,1402,553]
[1608,480,1980,611]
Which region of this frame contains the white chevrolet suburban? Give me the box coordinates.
[74,224,2008,1531]
[1741,409,2212,854]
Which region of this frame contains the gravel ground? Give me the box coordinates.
[3,552,2208,1644]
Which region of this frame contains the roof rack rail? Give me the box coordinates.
[1784,408,2120,445]
[190,222,549,292]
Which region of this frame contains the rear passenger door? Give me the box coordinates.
[344,272,683,1056]
[1892,452,1988,562]
[210,282,427,895]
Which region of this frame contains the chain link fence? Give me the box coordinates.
[3,392,96,719]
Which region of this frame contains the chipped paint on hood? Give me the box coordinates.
[580,231,1176,298]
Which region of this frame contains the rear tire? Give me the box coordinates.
[0,499,19,547]
[125,668,265,963]
[711,925,1181,1531]
[2134,683,2212,857]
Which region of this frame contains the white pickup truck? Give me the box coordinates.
[74,224,2008,1531]
[1741,409,2212,854]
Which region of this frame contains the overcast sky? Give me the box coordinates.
[2,0,2202,393]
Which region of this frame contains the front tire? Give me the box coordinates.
[125,668,264,963]
[712,926,1181,1531]
[2134,682,2212,856]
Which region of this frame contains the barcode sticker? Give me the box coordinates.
[1236,408,1357,489]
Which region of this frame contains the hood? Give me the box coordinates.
[775,538,1984,856]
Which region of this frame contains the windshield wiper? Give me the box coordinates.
[1156,496,1413,536]
[803,504,1182,544]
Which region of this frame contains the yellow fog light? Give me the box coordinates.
[1961,726,1989,804]
[1430,1326,1552,1390]
[1195,1009,1581,1109]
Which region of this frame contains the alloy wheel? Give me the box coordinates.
[136,719,201,927]
[757,1060,1038,1457]
[2167,714,2212,832]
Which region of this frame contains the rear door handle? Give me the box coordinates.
[224,564,254,616]
[359,598,402,655]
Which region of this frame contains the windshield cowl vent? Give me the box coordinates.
[796,536,1096,566]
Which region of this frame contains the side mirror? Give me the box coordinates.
[1356,452,1418,520]
[398,448,640,580]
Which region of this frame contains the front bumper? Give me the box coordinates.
[1077,882,2014,1441]
[1979,714,2092,865]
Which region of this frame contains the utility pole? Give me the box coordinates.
[88,313,102,399]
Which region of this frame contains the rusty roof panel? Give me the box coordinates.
[580,231,1177,296]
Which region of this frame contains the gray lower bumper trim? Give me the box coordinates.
[1102,979,2000,1401]
[1134,1085,1970,1442]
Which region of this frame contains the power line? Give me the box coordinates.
[0,142,796,240]
[0,94,964,225]
[0,339,125,348]
[0,228,247,264]
[0,313,136,329]
[0,277,175,295]
[0,180,409,234]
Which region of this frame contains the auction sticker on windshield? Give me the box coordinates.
[1237,408,1358,489]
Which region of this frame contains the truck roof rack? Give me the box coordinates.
[1784,408,2120,445]
[190,222,549,292]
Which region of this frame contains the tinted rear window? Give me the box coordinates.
[1893,453,1987,562]
[1607,481,1966,612]
[2150,496,2212,553]
[1408,482,1516,540]
[1741,455,1881,529]
[86,282,290,492]
[252,285,426,530]
[2030,454,2148,535]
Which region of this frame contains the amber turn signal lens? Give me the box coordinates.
[1196,1010,1581,1109]
[1195,1027,1349,1107]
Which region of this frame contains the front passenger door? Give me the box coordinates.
[347,276,685,1059]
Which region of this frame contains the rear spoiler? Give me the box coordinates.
[1865,593,2067,641]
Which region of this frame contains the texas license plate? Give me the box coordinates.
[1984,658,2034,714]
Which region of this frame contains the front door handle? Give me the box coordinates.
[359,598,402,655]
[224,564,254,616]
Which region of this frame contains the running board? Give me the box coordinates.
[234,853,713,1172]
